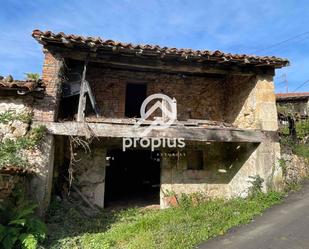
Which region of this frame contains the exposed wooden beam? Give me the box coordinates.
[34,121,278,143]
[46,45,266,76]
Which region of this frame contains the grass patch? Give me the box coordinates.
[44,191,283,249]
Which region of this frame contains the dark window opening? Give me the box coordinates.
[105,149,160,208]
[58,59,85,120]
[125,83,147,118]
[58,95,79,120]
[187,150,204,170]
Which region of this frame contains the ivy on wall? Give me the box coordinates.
[0,111,46,169]
[0,111,32,124]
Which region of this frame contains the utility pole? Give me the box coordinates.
[282,73,288,93]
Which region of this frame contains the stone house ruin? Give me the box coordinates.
[0,30,289,211]
[276,92,309,119]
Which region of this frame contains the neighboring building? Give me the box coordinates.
[0,30,289,211]
[276,92,309,118]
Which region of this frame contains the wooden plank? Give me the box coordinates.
[84,80,101,117]
[35,121,269,143]
[83,117,236,128]
[77,61,88,122]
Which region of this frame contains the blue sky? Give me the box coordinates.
[1,0,309,92]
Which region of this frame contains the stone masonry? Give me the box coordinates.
[160,73,283,207]
[0,47,285,211]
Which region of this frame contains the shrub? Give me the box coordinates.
[296,119,309,140]
[248,175,264,197]
[0,202,46,249]
[25,73,40,82]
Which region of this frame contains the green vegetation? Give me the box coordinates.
[278,125,289,136]
[296,119,309,140]
[44,191,283,249]
[294,143,309,159]
[0,125,46,168]
[0,111,32,124]
[279,118,309,138]
[0,203,47,249]
[25,73,40,82]
[280,118,309,160]
[247,175,264,197]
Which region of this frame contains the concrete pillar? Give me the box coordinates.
[30,134,55,215]
[254,74,283,190]
[255,74,278,131]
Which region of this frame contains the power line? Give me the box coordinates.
[292,79,309,92]
[275,74,289,92]
[262,34,309,54]
[252,31,309,53]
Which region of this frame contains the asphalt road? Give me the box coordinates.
[198,181,309,249]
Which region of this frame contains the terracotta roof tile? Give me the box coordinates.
[32,30,289,68]
[0,80,44,92]
[276,92,309,101]
[0,166,34,175]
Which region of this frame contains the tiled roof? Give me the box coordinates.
[0,80,43,92]
[0,166,34,175]
[32,30,289,68]
[276,92,309,101]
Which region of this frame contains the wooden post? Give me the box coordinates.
[85,80,101,117]
[77,60,88,122]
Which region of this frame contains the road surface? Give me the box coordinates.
[198,181,309,249]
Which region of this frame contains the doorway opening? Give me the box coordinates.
[125,83,147,118]
[105,149,160,208]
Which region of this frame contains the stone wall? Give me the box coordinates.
[225,74,278,131]
[0,95,55,214]
[73,146,106,208]
[29,50,64,214]
[0,174,24,201]
[282,153,309,185]
[160,73,283,207]
[0,52,62,204]
[160,140,282,208]
[28,134,55,214]
[0,97,32,140]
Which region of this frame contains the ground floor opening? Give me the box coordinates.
[51,136,276,211]
[104,149,161,209]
